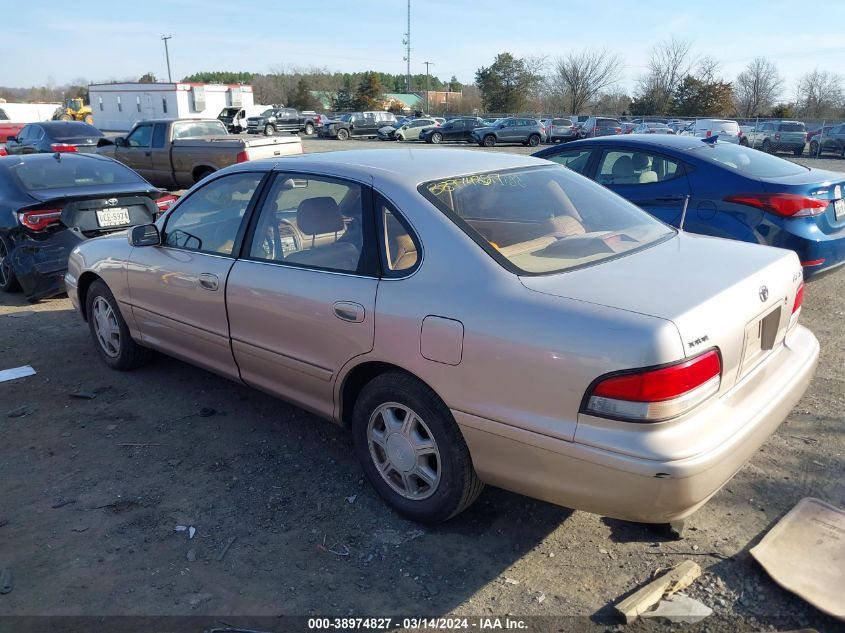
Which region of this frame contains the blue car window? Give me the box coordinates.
[596,150,683,186]
[545,149,592,175]
[692,143,807,177]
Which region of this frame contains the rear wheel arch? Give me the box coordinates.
[192,166,215,184]
[339,361,439,427]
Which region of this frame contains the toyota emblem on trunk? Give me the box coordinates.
[106,198,118,206]
[759,285,769,302]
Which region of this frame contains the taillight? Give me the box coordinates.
[705,130,712,138]
[774,133,781,141]
[50,143,78,153]
[155,194,178,212]
[792,282,804,314]
[584,350,721,422]
[19,208,63,231]
[0,147,6,156]
[724,193,828,218]
[236,150,249,163]
[315,115,322,125]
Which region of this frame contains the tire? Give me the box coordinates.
[194,168,214,184]
[482,135,496,147]
[0,233,20,293]
[527,134,540,147]
[395,133,405,141]
[304,123,314,135]
[793,146,803,157]
[740,138,749,147]
[809,141,819,156]
[431,132,443,144]
[761,139,772,153]
[58,113,72,122]
[263,124,275,136]
[84,114,94,125]
[336,128,349,141]
[351,371,484,524]
[85,280,152,371]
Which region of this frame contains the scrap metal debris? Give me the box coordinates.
[640,593,713,624]
[217,536,237,562]
[69,391,97,400]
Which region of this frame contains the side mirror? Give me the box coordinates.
[128,224,161,247]
[498,124,506,129]
[114,137,126,147]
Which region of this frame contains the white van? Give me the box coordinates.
[680,118,741,144]
[218,105,270,133]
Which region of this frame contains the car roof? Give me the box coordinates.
[0,152,123,167]
[224,148,548,185]
[36,121,100,132]
[560,135,716,151]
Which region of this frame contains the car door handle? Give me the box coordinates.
[333,301,365,323]
[198,273,219,291]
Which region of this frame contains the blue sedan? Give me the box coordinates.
[534,135,845,278]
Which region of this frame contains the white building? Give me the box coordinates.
[88,82,255,132]
[0,102,62,122]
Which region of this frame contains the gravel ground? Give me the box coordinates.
[0,137,843,632]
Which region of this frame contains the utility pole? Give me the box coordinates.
[402,0,411,93]
[424,61,434,114]
[161,35,173,83]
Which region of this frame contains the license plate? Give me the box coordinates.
[740,305,783,377]
[96,207,130,227]
[834,199,845,221]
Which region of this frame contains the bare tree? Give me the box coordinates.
[733,58,783,117]
[635,37,692,114]
[797,68,844,118]
[551,49,622,114]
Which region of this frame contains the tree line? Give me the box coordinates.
[3,42,843,120]
[474,39,844,119]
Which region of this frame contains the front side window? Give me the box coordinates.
[596,150,683,185]
[248,173,368,274]
[126,124,152,148]
[420,166,674,275]
[164,172,263,256]
[544,149,592,175]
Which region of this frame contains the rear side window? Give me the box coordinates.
[779,122,805,132]
[10,157,144,191]
[172,120,227,138]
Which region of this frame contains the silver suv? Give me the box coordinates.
[470,117,545,147]
[744,120,807,156]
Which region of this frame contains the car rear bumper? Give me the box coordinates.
[9,229,84,302]
[455,324,818,523]
[773,217,845,278]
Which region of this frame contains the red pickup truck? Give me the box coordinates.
[0,111,24,143]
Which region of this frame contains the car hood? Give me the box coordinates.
[520,232,802,391]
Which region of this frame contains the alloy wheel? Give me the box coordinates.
[92,296,121,358]
[367,402,441,500]
[0,238,10,288]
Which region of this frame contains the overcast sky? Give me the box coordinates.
[7,0,845,97]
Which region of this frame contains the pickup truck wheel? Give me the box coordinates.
[86,280,152,371]
[304,123,315,135]
[482,135,496,147]
[263,124,275,136]
[0,234,21,293]
[337,128,349,141]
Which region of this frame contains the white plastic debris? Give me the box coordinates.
[0,366,36,383]
[188,526,196,539]
[174,525,187,532]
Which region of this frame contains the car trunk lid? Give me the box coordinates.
[519,233,803,393]
[21,191,156,236]
[759,170,845,228]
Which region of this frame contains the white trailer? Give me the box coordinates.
[0,102,62,122]
[88,82,255,132]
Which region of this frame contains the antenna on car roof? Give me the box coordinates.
[701,135,718,145]
[679,195,691,231]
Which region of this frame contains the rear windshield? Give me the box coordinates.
[691,143,808,177]
[9,157,144,191]
[706,121,738,132]
[779,122,805,132]
[172,120,227,138]
[46,122,100,136]
[219,108,240,117]
[420,166,674,275]
[552,119,571,126]
[598,119,619,126]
